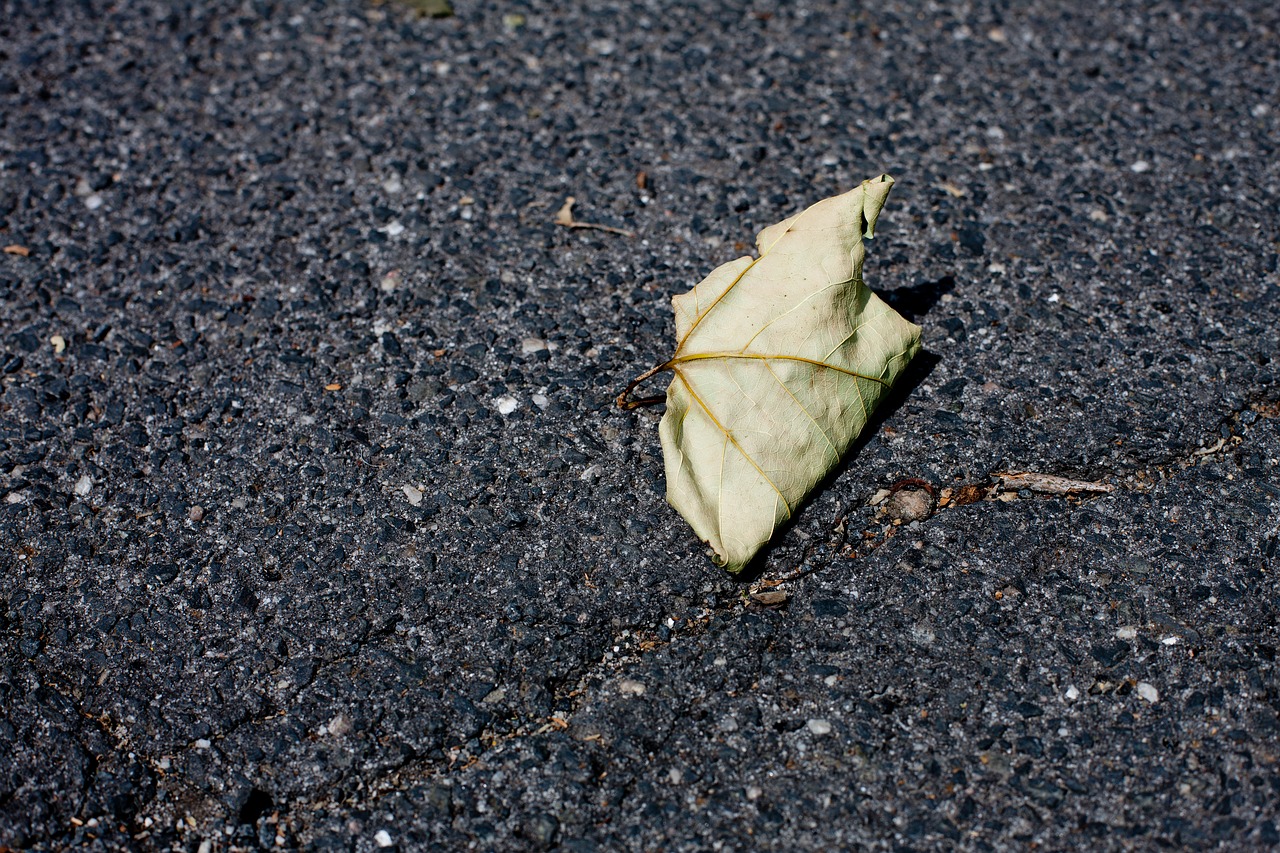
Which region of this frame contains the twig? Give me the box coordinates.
[554,197,634,237]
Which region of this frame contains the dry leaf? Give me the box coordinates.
[621,175,921,572]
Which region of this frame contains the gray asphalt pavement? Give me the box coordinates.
[2,0,1278,850]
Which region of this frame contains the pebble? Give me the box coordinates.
[1136,682,1159,703]
[521,337,549,355]
[374,829,393,848]
[885,489,934,523]
[494,395,518,415]
[531,393,550,409]
[401,485,423,506]
[806,719,832,736]
[194,738,211,749]
[189,505,204,522]
[1115,625,1138,640]
[1065,685,1080,702]
[50,334,67,354]
[74,474,92,496]
[745,785,763,801]
[618,679,646,696]
[327,713,353,736]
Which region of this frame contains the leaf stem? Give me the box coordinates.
[616,360,674,410]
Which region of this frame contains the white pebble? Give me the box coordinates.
[1115,625,1138,640]
[618,679,646,696]
[520,337,549,355]
[1130,160,1151,173]
[374,829,394,848]
[382,221,405,236]
[1161,635,1181,645]
[74,474,93,496]
[806,718,832,736]
[401,485,423,506]
[194,738,211,749]
[85,194,104,210]
[745,785,762,800]
[1136,682,1159,703]
[494,395,518,415]
[531,393,550,409]
[1065,685,1080,702]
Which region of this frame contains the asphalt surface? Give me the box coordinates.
[2,0,1279,850]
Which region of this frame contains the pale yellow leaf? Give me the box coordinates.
[629,175,921,573]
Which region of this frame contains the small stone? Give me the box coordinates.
[50,334,67,354]
[521,337,549,355]
[885,488,934,523]
[382,221,405,237]
[806,718,832,736]
[1136,682,1159,703]
[189,505,204,522]
[374,829,393,848]
[328,713,353,736]
[85,194,104,210]
[618,679,646,696]
[74,474,92,496]
[1130,160,1151,173]
[402,485,423,506]
[495,395,518,415]
[531,393,550,409]
[719,716,739,732]
[746,785,763,800]
[1115,625,1138,640]
[1065,685,1080,702]
[194,738,211,749]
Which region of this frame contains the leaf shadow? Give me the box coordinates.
[879,274,956,323]
[733,347,943,584]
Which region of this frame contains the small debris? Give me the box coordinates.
[50,334,67,354]
[189,505,205,522]
[194,738,211,749]
[399,0,453,18]
[495,395,518,415]
[1135,682,1159,703]
[750,589,788,606]
[806,718,832,736]
[4,244,30,257]
[1064,685,1080,702]
[328,713,354,736]
[867,488,891,506]
[401,485,424,506]
[374,829,394,848]
[74,474,92,496]
[324,383,342,391]
[554,196,634,237]
[934,180,966,198]
[1115,625,1138,640]
[618,679,646,696]
[994,471,1114,496]
[520,337,549,355]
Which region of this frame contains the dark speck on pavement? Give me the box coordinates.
[2,1,1278,850]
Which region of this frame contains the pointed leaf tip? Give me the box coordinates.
[652,178,921,573]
